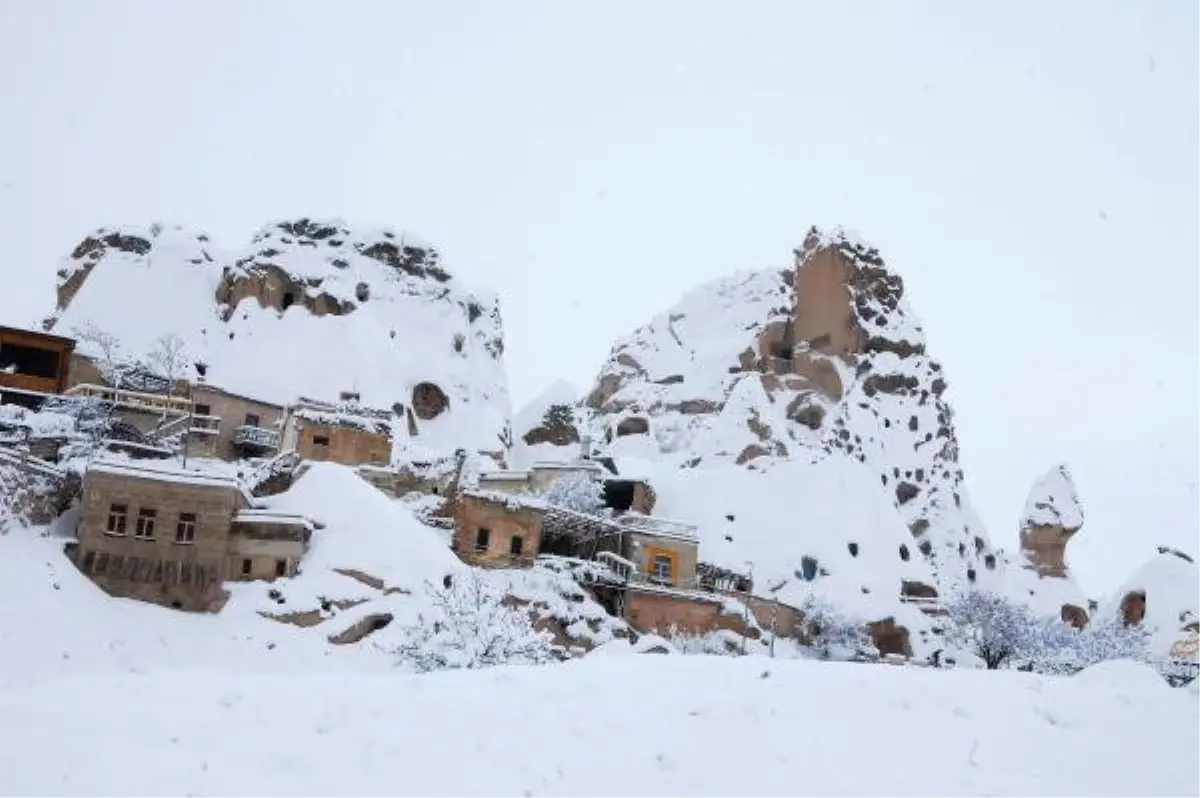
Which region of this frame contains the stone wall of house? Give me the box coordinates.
[227,521,307,580]
[624,531,699,588]
[625,588,752,638]
[294,421,390,466]
[453,494,542,567]
[66,352,105,389]
[189,385,284,461]
[73,469,246,611]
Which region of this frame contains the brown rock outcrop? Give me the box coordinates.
[1060,603,1089,630]
[1018,464,1084,579]
[1119,590,1147,627]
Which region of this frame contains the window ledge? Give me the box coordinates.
[103,530,126,537]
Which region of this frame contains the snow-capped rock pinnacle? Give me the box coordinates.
[566,225,996,598]
[1019,463,1084,579]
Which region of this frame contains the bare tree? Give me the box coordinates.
[147,333,189,395]
[72,322,135,390]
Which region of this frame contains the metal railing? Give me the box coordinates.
[233,424,280,449]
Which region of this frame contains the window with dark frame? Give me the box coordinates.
[651,553,673,582]
[475,527,490,552]
[313,434,330,446]
[275,559,287,577]
[244,413,260,427]
[241,558,252,576]
[175,512,197,543]
[134,508,157,539]
[106,503,128,534]
[194,403,212,417]
[510,536,524,557]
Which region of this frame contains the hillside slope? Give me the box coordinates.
[44,220,511,461]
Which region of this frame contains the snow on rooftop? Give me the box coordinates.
[1022,463,1084,530]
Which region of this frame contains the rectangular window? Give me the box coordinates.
[474,527,491,552]
[510,536,524,557]
[165,561,178,585]
[94,552,109,574]
[175,513,196,543]
[241,558,252,576]
[312,434,330,447]
[194,403,212,417]
[81,550,95,572]
[109,555,124,578]
[105,503,128,535]
[180,562,192,584]
[134,508,157,539]
[126,556,141,582]
[244,413,260,427]
[275,559,287,577]
[651,553,673,583]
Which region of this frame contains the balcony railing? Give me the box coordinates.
[65,383,192,415]
[234,424,280,450]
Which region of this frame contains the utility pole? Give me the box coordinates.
[741,561,754,656]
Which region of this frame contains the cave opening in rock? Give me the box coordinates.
[602,480,636,512]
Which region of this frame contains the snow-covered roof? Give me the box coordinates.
[233,509,317,532]
[88,459,242,489]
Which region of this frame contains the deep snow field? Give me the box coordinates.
[0,466,1196,796]
[0,655,1196,796]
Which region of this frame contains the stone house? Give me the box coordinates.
[614,518,700,589]
[476,459,655,515]
[280,396,392,467]
[0,325,76,408]
[186,383,285,461]
[227,509,313,580]
[72,460,314,611]
[452,490,543,568]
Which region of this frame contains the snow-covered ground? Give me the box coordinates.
[0,655,1195,797]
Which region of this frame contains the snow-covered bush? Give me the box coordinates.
[545,472,607,516]
[1029,615,1153,676]
[946,590,1039,669]
[667,627,745,656]
[799,596,873,661]
[393,572,555,673]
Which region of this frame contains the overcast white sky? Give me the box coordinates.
[1,0,1195,596]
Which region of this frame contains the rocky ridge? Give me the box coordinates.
[44,219,511,463]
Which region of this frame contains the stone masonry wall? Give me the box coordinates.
[74,469,246,611]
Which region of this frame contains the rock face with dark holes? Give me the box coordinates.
[1018,464,1084,579]
[411,382,449,420]
[615,416,650,437]
[578,226,999,600]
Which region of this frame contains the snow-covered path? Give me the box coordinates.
[1,655,1194,797]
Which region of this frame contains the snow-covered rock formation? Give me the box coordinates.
[44,220,511,463]
[1106,547,1199,661]
[1018,464,1084,580]
[520,227,998,611]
